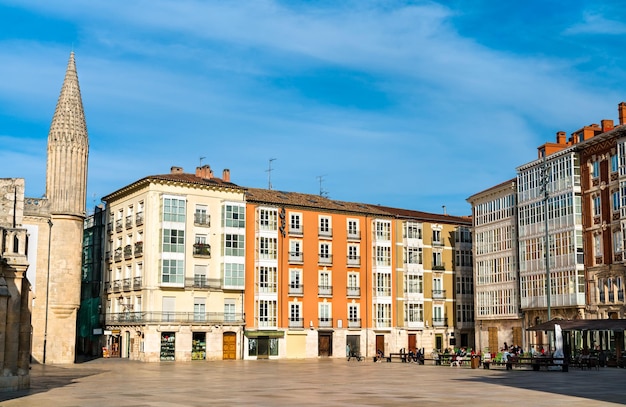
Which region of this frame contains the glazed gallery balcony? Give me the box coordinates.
[105,311,245,325]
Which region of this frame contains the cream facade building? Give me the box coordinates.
[102,165,246,361]
[467,179,522,354]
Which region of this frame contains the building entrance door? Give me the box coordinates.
[376,335,385,355]
[257,336,269,359]
[408,334,416,353]
[223,332,236,360]
[318,333,332,357]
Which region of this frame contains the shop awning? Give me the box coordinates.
[527,319,626,332]
[244,330,285,338]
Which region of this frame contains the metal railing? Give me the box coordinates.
[347,318,361,328]
[288,317,304,329]
[347,286,360,297]
[288,284,304,296]
[318,285,333,296]
[106,311,245,325]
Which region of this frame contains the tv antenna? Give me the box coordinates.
[267,158,276,190]
[317,175,328,198]
[199,156,206,167]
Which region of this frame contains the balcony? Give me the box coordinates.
[288,284,303,296]
[318,317,333,328]
[432,240,444,247]
[189,276,221,290]
[125,215,133,229]
[114,247,122,262]
[318,285,333,297]
[115,219,123,233]
[347,255,360,267]
[193,243,211,258]
[289,225,303,236]
[432,289,446,300]
[347,230,360,240]
[105,251,112,263]
[257,283,277,294]
[135,212,144,226]
[289,251,303,264]
[105,311,245,325]
[318,254,332,265]
[347,286,360,297]
[194,213,211,227]
[374,287,391,297]
[289,317,304,329]
[134,241,143,257]
[432,263,446,271]
[133,276,142,289]
[123,245,133,260]
[112,280,122,292]
[347,318,361,328]
[318,228,332,238]
[122,278,132,291]
[107,222,113,234]
[432,317,447,327]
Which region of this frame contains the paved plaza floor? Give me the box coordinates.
[0,358,624,406]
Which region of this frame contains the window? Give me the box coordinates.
[223,204,245,228]
[375,246,391,266]
[433,305,444,325]
[319,243,331,262]
[348,244,359,265]
[347,219,359,238]
[319,270,331,295]
[289,302,302,328]
[375,221,391,240]
[194,298,206,321]
[405,222,422,239]
[405,303,423,323]
[223,263,244,287]
[224,234,245,256]
[432,229,441,244]
[258,266,277,293]
[258,300,277,327]
[162,259,184,285]
[163,229,185,253]
[612,154,619,173]
[319,216,331,236]
[224,299,236,322]
[348,304,359,321]
[194,265,207,287]
[375,303,391,327]
[290,213,302,234]
[593,195,601,217]
[319,303,331,326]
[432,251,443,268]
[259,237,277,260]
[613,191,621,212]
[163,197,186,222]
[375,272,391,296]
[194,205,209,226]
[614,230,623,254]
[594,234,602,257]
[405,274,423,294]
[289,269,302,294]
[592,161,600,178]
[259,208,277,231]
[405,247,421,264]
[348,273,359,289]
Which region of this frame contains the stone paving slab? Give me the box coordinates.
[0,358,624,406]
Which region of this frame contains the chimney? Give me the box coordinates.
[171,166,183,174]
[601,119,614,132]
[222,169,231,182]
[195,165,213,179]
[556,131,567,144]
[619,102,626,126]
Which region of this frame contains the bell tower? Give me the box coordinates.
[30,52,89,364]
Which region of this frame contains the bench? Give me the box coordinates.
[484,356,568,372]
[386,353,409,362]
[347,352,363,362]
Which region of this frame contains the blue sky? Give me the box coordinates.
[1,1,626,216]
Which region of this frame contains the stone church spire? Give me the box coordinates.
[45,51,89,216]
